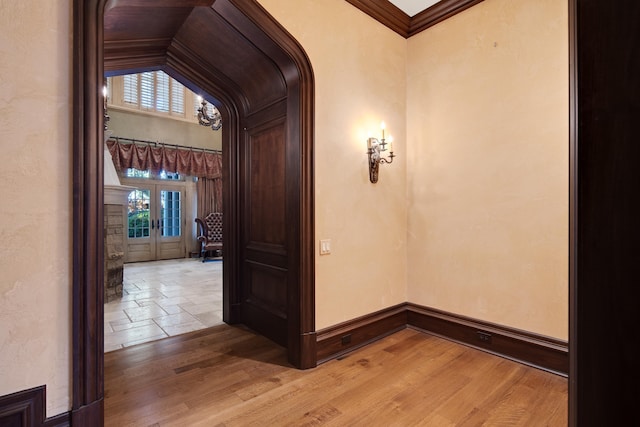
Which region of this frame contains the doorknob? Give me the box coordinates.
[151,218,154,229]
[157,219,160,229]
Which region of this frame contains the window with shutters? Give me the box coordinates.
[123,74,138,105]
[107,71,199,123]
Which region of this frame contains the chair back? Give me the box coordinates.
[204,212,223,243]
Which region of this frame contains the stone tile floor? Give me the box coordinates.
[104,258,223,352]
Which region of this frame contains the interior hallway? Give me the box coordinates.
[104,258,223,352]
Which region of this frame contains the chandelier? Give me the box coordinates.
[197,97,222,131]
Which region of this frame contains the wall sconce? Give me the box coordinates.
[102,84,110,131]
[367,121,395,183]
[197,96,222,131]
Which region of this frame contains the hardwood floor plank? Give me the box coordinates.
[417,358,513,424]
[105,325,567,426]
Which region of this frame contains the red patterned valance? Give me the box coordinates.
[107,139,222,179]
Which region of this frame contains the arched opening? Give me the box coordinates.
[72,0,315,422]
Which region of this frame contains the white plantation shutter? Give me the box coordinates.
[111,71,197,121]
[171,78,185,115]
[140,72,155,110]
[194,95,201,118]
[123,74,138,105]
[156,72,169,112]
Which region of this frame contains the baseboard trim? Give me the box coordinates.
[70,398,103,427]
[0,385,70,427]
[316,303,407,364]
[298,331,318,369]
[315,303,568,376]
[407,303,568,376]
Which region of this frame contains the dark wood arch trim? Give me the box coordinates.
[73,0,315,423]
[225,0,317,370]
[568,0,577,424]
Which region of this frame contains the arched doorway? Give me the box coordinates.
[72,0,315,422]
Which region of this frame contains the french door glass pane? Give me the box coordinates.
[159,170,181,180]
[160,190,181,237]
[127,189,151,238]
[125,168,150,178]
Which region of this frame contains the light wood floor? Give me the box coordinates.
[104,325,567,426]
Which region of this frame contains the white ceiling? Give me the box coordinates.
[388,0,441,17]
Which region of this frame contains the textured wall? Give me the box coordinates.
[108,109,222,151]
[406,0,568,339]
[258,0,409,329]
[0,0,72,416]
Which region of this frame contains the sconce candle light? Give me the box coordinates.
[367,121,395,183]
[102,84,110,131]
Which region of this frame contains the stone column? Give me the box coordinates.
[104,203,124,302]
[104,185,135,302]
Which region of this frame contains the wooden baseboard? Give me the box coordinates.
[70,398,103,427]
[298,331,318,369]
[316,304,407,364]
[407,303,568,376]
[316,303,568,376]
[0,386,70,427]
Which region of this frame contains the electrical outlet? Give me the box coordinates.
[477,331,492,343]
[341,334,352,345]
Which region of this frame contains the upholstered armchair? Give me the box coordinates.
[195,212,223,261]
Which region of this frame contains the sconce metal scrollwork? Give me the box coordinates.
[197,97,222,131]
[367,122,395,183]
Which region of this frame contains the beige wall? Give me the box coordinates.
[108,108,222,151]
[261,0,568,337]
[259,0,409,330]
[406,0,568,339]
[0,0,72,416]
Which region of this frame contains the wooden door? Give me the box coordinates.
[124,182,186,262]
[155,184,185,260]
[126,186,155,262]
[240,108,291,347]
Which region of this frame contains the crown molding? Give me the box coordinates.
[345,0,411,37]
[345,0,485,38]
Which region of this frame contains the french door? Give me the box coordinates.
[124,182,186,262]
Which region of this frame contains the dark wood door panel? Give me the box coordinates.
[242,261,288,347]
[245,241,287,268]
[244,261,288,316]
[248,121,287,246]
[240,110,291,347]
[240,303,288,347]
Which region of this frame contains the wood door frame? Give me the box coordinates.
[72,0,315,422]
[568,1,577,423]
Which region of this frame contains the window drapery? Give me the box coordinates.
[196,177,222,219]
[107,139,222,180]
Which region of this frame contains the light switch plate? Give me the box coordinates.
[319,239,331,255]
